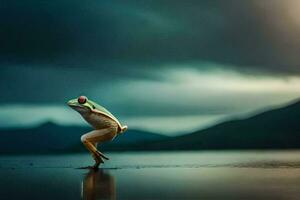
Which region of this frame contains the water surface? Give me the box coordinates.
[0,151,300,200]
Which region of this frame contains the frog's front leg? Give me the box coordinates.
[80,127,118,168]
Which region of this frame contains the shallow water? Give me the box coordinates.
[0,151,300,200]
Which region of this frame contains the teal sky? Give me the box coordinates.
[1,1,300,135]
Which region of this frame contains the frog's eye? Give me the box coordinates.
[78,96,87,104]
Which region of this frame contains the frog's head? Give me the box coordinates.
[67,96,95,114]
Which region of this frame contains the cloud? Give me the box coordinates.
[0,104,84,127]
[101,66,300,116]
[1,0,300,75]
[1,65,299,134]
[1,65,299,115]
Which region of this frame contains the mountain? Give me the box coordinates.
[1,99,299,154]
[133,100,300,150]
[0,122,169,154]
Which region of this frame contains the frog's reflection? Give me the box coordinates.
[81,169,116,200]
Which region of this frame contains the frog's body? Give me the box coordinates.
[68,96,127,169]
[83,112,117,130]
[84,100,125,132]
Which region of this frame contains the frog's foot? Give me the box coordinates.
[92,158,104,169]
[93,162,100,169]
[95,150,109,160]
[92,153,104,168]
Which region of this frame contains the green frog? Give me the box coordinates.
[68,96,127,169]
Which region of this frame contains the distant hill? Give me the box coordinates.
[1,99,300,154]
[0,122,169,154]
[133,99,300,150]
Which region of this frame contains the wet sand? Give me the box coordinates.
[0,151,300,200]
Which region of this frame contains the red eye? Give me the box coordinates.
[78,96,87,104]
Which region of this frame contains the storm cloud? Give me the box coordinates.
[1,0,300,74]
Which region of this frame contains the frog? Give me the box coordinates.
[67,96,127,169]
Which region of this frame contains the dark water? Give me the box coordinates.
[0,151,300,200]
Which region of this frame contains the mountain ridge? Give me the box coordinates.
[0,99,299,153]
[132,99,300,150]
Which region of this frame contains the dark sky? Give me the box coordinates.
[1,0,300,73]
[1,0,300,133]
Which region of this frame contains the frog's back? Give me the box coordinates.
[89,100,123,129]
[90,100,115,118]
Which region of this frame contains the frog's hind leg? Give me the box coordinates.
[81,127,117,168]
[80,139,104,168]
